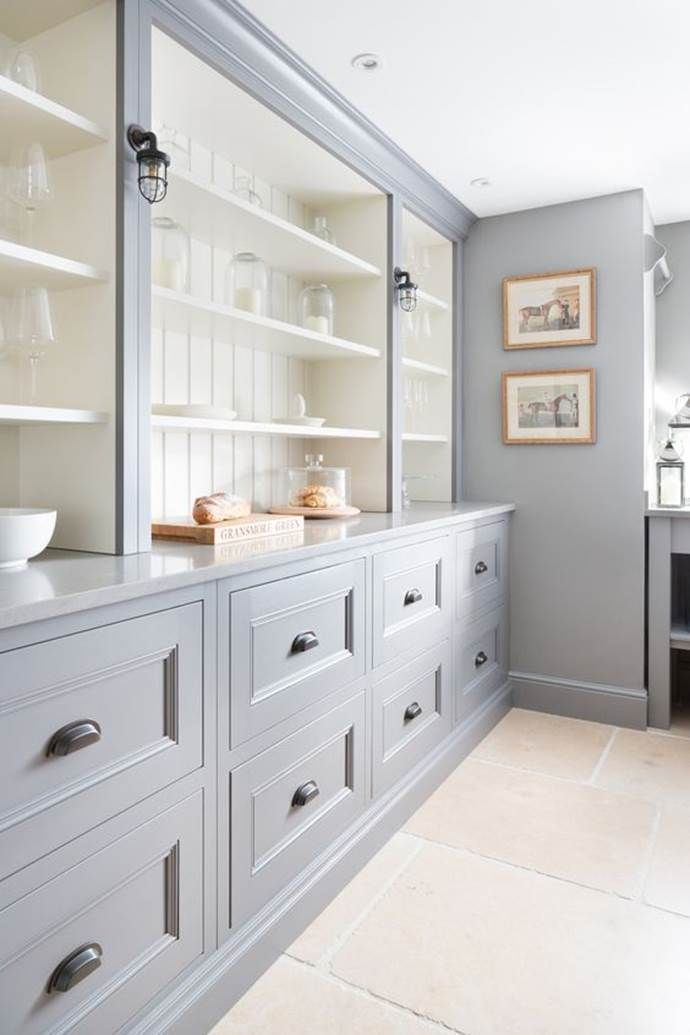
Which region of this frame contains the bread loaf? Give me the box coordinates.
[291,484,344,509]
[192,492,251,525]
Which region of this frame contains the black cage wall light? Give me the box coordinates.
[394,266,418,312]
[127,125,170,203]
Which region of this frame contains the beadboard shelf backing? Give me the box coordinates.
[0,238,107,291]
[151,413,381,440]
[152,287,381,360]
[161,170,381,281]
[0,405,108,427]
[0,75,108,161]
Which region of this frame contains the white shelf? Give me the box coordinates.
[152,412,381,440]
[161,169,382,280]
[0,404,108,427]
[402,356,449,377]
[0,238,107,291]
[402,432,449,443]
[152,286,381,361]
[417,289,449,312]
[0,75,107,161]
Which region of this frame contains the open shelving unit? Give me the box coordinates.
[0,239,107,290]
[0,74,108,160]
[151,413,380,439]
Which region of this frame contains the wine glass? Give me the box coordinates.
[7,49,42,92]
[8,141,52,245]
[8,287,57,401]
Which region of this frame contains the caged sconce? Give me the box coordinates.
[394,266,418,312]
[127,125,170,204]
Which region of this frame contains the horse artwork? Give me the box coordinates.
[502,368,595,445]
[503,268,596,349]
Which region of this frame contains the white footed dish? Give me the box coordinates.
[0,508,57,570]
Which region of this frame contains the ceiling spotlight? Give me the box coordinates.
[470,177,491,188]
[351,52,382,72]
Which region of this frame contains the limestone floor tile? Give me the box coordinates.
[595,729,690,806]
[645,804,690,916]
[331,843,690,1035]
[210,955,442,1035]
[287,832,420,964]
[405,758,656,896]
[471,707,613,780]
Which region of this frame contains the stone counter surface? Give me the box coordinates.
[0,503,514,632]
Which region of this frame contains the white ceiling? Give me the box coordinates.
[242,0,690,227]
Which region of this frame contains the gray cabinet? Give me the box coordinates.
[455,605,508,724]
[456,519,508,619]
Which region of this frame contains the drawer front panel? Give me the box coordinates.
[0,604,203,879]
[0,792,203,1035]
[455,605,508,724]
[229,561,365,746]
[457,520,507,619]
[229,692,366,929]
[373,537,451,666]
[373,642,452,796]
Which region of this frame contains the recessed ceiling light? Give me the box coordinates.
[351,53,382,72]
[470,177,492,188]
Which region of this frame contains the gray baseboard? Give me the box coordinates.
[510,671,647,729]
[130,682,511,1035]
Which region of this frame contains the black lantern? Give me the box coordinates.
[127,125,170,204]
[394,266,418,312]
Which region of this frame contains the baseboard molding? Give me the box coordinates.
[132,682,512,1035]
[510,670,647,729]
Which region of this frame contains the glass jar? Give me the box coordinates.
[225,252,269,316]
[277,454,351,510]
[298,283,334,337]
[152,216,190,293]
[312,215,335,245]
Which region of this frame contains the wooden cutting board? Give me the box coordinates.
[152,513,304,544]
[269,505,361,519]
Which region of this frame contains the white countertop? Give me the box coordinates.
[647,505,690,518]
[0,502,514,632]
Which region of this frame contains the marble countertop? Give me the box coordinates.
[0,502,514,632]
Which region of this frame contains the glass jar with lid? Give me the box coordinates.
[152,216,190,293]
[277,453,351,510]
[298,283,334,337]
[225,252,269,316]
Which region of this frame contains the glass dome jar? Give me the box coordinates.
[277,454,351,510]
[152,216,190,293]
[298,283,334,337]
[225,252,269,316]
[156,124,191,173]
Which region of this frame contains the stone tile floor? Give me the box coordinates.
[211,708,690,1035]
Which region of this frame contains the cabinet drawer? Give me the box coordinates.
[0,603,203,881]
[0,792,203,1035]
[373,537,451,666]
[372,642,452,797]
[228,561,365,746]
[228,692,366,929]
[457,520,507,619]
[455,605,508,724]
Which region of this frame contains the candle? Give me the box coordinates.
[234,286,264,315]
[305,314,331,336]
[152,258,186,293]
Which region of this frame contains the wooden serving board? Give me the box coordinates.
[269,505,361,520]
[152,513,304,544]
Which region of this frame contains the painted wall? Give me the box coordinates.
[655,220,690,442]
[463,191,647,692]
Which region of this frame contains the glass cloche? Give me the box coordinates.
[276,454,351,510]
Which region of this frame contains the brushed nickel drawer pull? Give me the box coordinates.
[474,560,488,575]
[475,650,488,667]
[404,701,423,722]
[47,719,102,758]
[48,943,102,993]
[291,631,319,654]
[292,780,320,807]
[404,588,423,605]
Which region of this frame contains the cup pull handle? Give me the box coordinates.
[47,720,102,758]
[404,588,422,606]
[48,943,103,993]
[292,780,320,807]
[404,701,423,722]
[291,631,319,654]
[474,561,488,575]
[475,650,488,667]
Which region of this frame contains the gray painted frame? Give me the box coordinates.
[119,0,476,549]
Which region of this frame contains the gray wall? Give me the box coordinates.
[463,191,647,692]
[655,220,690,440]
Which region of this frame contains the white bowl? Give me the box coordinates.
[0,508,57,570]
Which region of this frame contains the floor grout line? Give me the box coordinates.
[586,725,619,785]
[468,754,596,786]
[633,803,663,904]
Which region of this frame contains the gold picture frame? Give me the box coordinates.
[502,268,596,350]
[502,368,596,445]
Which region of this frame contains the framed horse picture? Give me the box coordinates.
[502,268,596,349]
[501,368,596,445]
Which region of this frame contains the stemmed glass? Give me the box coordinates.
[7,287,57,401]
[7,49,41,92]
[7,141,52,246]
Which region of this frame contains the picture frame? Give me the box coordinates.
[502,368,596,445]
[502,268,596,350]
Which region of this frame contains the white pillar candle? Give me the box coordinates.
[234,287,264,315]
[304,314,331,336]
